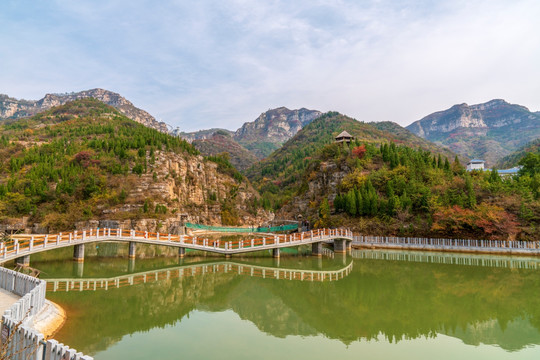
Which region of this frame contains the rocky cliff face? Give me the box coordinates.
[173,128,234,143]
[126,150,269,226]
[406,99,540,165]
[234,107,322,159]
[0,89,168,132]
[176,107,322,161]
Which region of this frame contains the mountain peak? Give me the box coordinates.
[0,89,168,132]
[406,99,540,165]
[233,107,322,159]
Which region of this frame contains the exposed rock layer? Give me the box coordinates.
[0,89,168,132]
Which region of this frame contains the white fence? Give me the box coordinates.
[0,267,92,360]
[352,249,540,269]
[354,235,540,254]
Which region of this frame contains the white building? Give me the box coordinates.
[466,159,485,171]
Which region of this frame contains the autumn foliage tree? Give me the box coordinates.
[352,145,367,159]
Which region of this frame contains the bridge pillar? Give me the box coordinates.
[178,247,186,258]
[346,240,352,253]
[129,242,136,259]
[272,248,280,258]
[15,255,30,267]
[336,252,347,265]
[128,258,136,273]
[73,261,84,278]
[73,244,85,262]
[334,239,346,253]
[312,242,323,256]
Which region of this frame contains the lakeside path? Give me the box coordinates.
[1,284,65,339]
[0,288,19,315]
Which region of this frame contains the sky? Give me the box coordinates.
[1,0,540,132]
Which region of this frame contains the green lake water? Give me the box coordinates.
[30,245,540,359]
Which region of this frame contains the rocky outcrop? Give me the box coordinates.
[0,89,168,132]
[406,99,540,165]
[173,128,234,143]
[234,107,322,159]
[406,100,537,137]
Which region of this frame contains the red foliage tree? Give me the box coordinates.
[352,145,367,159]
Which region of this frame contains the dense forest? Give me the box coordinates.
[300,140,539,240]
[1,102,538,240]
[247,112,457,211]
[0,99,251,229]
[241,113,540,240]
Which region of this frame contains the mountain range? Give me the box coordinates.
[1,89,538,239]
[406,99,540,166]
[0,89,168,133]
[176,107,322,169]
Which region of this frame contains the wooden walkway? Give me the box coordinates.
[0,228,353,263]
[46,260,354,292]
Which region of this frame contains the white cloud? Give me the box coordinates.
[1,0,539,131]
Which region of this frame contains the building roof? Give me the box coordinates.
[467,159,485,163]
[336,131,353,138]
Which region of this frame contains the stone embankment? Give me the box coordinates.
[0,267,91,360]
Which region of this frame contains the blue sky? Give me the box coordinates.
[1,0,540,131]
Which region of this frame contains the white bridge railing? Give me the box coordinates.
[0,267,92,360]
[46,260,354,293]
[1,228,353,263]
[352,249,540,269]
[354,235,540,254]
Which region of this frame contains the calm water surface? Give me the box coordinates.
[32,245,540,359]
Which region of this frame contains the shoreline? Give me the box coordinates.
[32,299,67,339]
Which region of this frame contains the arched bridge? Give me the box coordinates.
[46,260,354,292]
[1,228,353,265]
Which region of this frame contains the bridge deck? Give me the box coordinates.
[0,228,353,263]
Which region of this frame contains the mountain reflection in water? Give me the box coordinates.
[34,250,540,356]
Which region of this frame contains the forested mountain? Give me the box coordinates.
[192,131,258,171]
[0,89,168,132]
[178,107,322,162]
[496,139,540,169]
[233,107,322,158]
[406,99,540,166]
[244,112,539,241]
[0,99,268,232]
[246,112,457,206]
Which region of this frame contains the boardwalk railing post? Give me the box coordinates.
[29,236,34,251]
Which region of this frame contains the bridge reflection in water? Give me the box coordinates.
[351,249,540,269]
[47,259,354,292]
[41,248,540,357]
